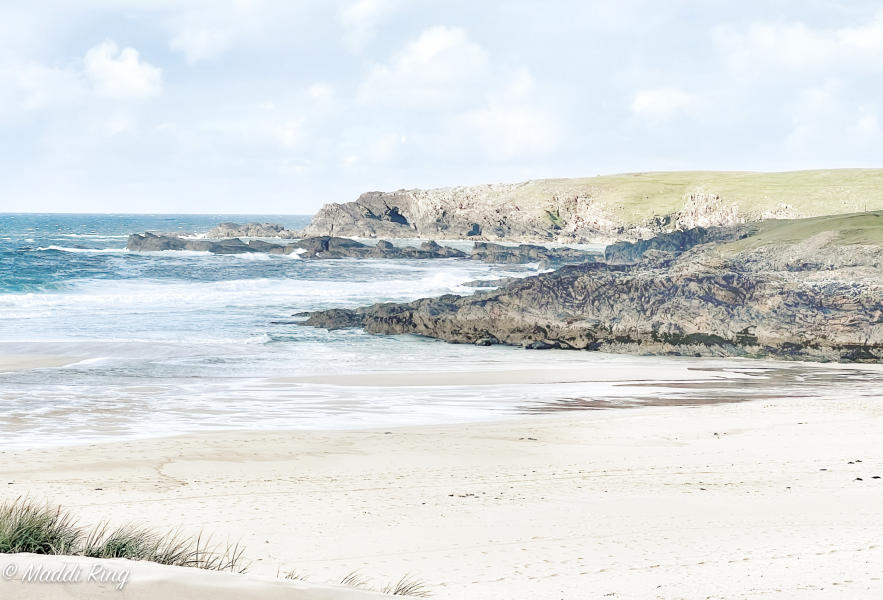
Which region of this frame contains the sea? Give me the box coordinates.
[2,213,881,450]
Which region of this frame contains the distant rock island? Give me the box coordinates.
[302,211,883,362]
[302,169,883,243]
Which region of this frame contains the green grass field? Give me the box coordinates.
[721,210,883,250]
[513,169,883,224]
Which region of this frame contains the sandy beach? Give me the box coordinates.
[3,392,882,599]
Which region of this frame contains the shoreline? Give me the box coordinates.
[3,395,882,598]
[274,363,755,387]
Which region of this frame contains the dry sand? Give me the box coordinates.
[2,394,882,598]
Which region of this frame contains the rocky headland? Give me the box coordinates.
[300,212,883,362]
[301,170,883,243]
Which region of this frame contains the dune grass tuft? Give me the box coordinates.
[380,574,432,597]
[280,567,309,581]
[340,570,372,589]
[338,570,431,596]
[0,498,247,573]
[0,498,79,555]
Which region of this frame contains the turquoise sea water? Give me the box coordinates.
[1,213,881,449]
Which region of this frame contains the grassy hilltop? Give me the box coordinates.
[721,210,883,251]
[514,169,883,225]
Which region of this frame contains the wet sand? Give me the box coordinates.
[0,355,78,373]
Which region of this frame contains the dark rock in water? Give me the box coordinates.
[295,237,467,260]
[295,236,371,258]
[421,240,465,258]
[247,239,283,252]
[128,225,603,265]
[126,233,258,253]
[207,238,256,254]
[301,308,365,329]
[127,232,468,260]
[523,340,558,350]
[471,242,600,266]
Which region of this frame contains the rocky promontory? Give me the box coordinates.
[302,170,883,243]
[300,212,883,362]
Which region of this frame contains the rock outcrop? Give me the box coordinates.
[201,222,302,239]
[126,233,261,254]
[301,170,883,243]
[300,212,883,363]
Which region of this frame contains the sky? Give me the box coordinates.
[1,1,882,214]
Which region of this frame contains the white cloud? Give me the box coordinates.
[165,1,309,63]
[454,103,561,161]
[339,0,397,51]
[716,10,883,74]
[84,40,162,99]
[785,80,881,159]
[854,107,880,137]
[274,118,303,149]
[372,132,406,162]
[358,26,489,109]
[308,82,334,102]
[442,67,562,161]
[104,113,136,136]
[0,61,84,112]
[631,87,698,120]
[169,27,232,63]
[1,40,160,115]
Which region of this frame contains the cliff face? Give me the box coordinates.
[302,170,883,243]
[301,212,883,362]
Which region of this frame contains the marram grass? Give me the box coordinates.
[0,498,79,555]
[0,498,247,573]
